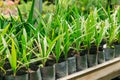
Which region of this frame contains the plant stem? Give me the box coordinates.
[13,72,16,77]
[96,46,99,63]
[87,48,90,62]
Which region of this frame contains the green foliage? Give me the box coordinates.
[35,32,62,66]
[0,0,120,76]
[117,7,120,43]
[83,9,97,50]
[27,0,35,24]
[106,7,120,46]
[94,21,107,48]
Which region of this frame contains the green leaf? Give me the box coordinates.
[17,6,23,22]
[55,36,61,63]
[8,38,17,75]
[46,34,63,58]
[22,28,28,65]
[1,24,10,36]
[27,0,35,24]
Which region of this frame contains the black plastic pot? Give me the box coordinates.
[76,53,87,71]
[114,45,120,57]
[88,46,98,67]
[68,57,76,74]
[88,53,97,67]
[98,51,105,64]
[4,74,28,80]
[0,76,3,80]
[29,68,42,80]
[0,70,4,80]
[41,66,55,80]
[55,61,68,79]
[103,48,115,61]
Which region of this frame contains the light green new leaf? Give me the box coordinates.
[22,28,28,66]
[1,24,10,36]
[9,38,17,76]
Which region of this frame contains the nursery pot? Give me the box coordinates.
[76,50,87,71]
[4,66,28,80]
[114,44,120,57]
[98,51,105,64]
[68,56,76,74]
[88,46,98,67]
[4,74,28,80]
[29,68,42,80]
[55,61,68,79]
[29,63,42,80]
[0,76,3,80]
[0,77,3,80]
[88,53,97,67]
[103,47,115,61]
[0,70,4,80]
[41,65,55,80]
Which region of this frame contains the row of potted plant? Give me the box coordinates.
[0,0,120,80]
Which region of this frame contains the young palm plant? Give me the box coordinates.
[4,34,18,76]
[83,9,98,67]
[71,12,83,55]
[83,9,97,55]
[62,20,72,60]
[103,7,119,60]
[94,21,107,56]
[116,7,120,44]
[18,28,33,69]
[114,7,120,57]
[0,24,11,75]
[106,7,119,47]
[54,28,63,63]
[34,32,62,67]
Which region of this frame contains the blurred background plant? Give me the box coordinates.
[1,0,120,18]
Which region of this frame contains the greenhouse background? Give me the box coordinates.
[0,0,120,80]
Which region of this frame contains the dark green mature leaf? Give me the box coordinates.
[55,35,61,63]
[17,6,23,22]
[27,0,35,24]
